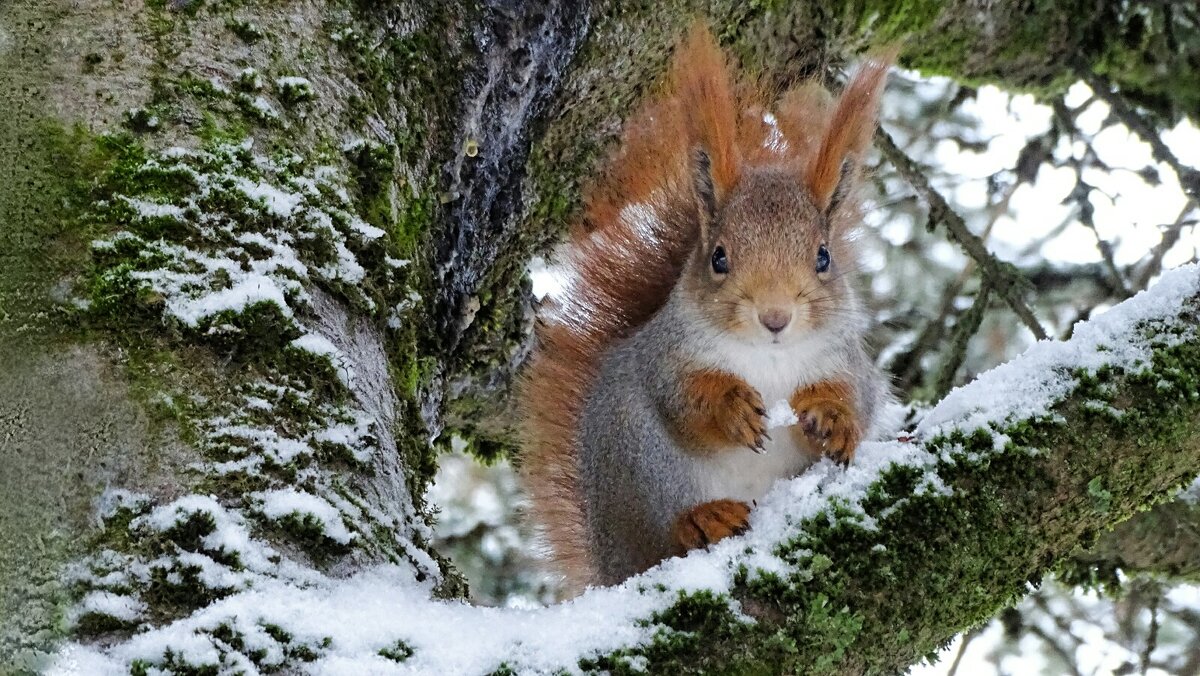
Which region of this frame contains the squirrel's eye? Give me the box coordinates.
[711,246,729,275]
[815,244,831,275]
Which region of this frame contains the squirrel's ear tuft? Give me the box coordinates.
[672,22,742,195]
[805,50,895,211]
[824,160,855,217]
[692,147,718,241]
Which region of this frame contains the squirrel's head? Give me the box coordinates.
[680,149,863,345]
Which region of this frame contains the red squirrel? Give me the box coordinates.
[521,25,895,593]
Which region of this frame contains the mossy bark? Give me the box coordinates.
[1,0,1198,672]
[1066,498,1200,584]
[0,0,474,665]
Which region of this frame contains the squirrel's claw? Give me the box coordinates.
[712,380,768,451]
[672,499,752,553]
[791,390,862,465]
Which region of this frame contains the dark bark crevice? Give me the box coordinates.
[433,0,591,355]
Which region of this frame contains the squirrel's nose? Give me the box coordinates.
[758,309,792,334]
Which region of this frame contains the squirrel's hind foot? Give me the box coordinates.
[671,499,751,554]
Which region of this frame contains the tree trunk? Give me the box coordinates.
[1,0,1197,673]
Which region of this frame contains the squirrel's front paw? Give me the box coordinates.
[790,383,861,464]
[715,382,768,451]
[672,499,751,553]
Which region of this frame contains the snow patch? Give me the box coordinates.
[919,263,1199,438]
[254,488,355,545]
[764,399,799,429]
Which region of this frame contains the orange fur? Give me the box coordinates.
[669,24,744,195]
[805,50,894,209]
[675,370,767,452]
[671,499,751,554]
[519,23,893,593]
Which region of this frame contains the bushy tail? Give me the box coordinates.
[519,23,892,593]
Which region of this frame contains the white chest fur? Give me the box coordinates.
[684,329,847,503]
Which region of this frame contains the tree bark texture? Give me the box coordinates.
[1,0,1197,672]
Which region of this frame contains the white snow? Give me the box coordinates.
[74,591,146,624]
[235,177,304,218]
[347,215,386,240]
[764,399,799,429]
[253,488,355,545]
[131,494,281,575]
[121,196,184,220]
[290,332,340,359]
[169,274,292,328]
[211,422,313,465]
[246,95,279,119]
[918,263,1199,439]
[291,332,356,388]
[237,67,263,90]
[92,140,396,338]
[276,76,312,88]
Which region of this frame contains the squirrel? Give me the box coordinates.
[520,24,896,593]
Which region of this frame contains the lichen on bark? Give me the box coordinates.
[0,0,473,663]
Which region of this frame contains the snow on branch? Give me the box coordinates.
[55,264,1200,674]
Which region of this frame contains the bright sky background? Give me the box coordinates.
[893,76,1199,272]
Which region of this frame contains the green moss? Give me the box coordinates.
[227,18,264,44]
[849,0,944,42]
[393,182,437,258]
[210,623,270,664]
[235,92,281,126]
[0,119,113,344]
[276,78,316,107]
[74,611,140,636]
[1087,477,1114,513]
[82,51,104,73]
[344,140,397,237]
[378,639,414,662]
[132,653,219,676]
[234,68,263,93]
[1091,5,1200,122]
[123,108,163,134]
[173,73,226,104]
[273,512,353,561]
[143,564,235,620]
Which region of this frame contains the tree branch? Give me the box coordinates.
[1082,72,1200,204]
[7,0,1200,671]
[61,265,1200,674]
[875,128,1050,340]
[933,285,991,398]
